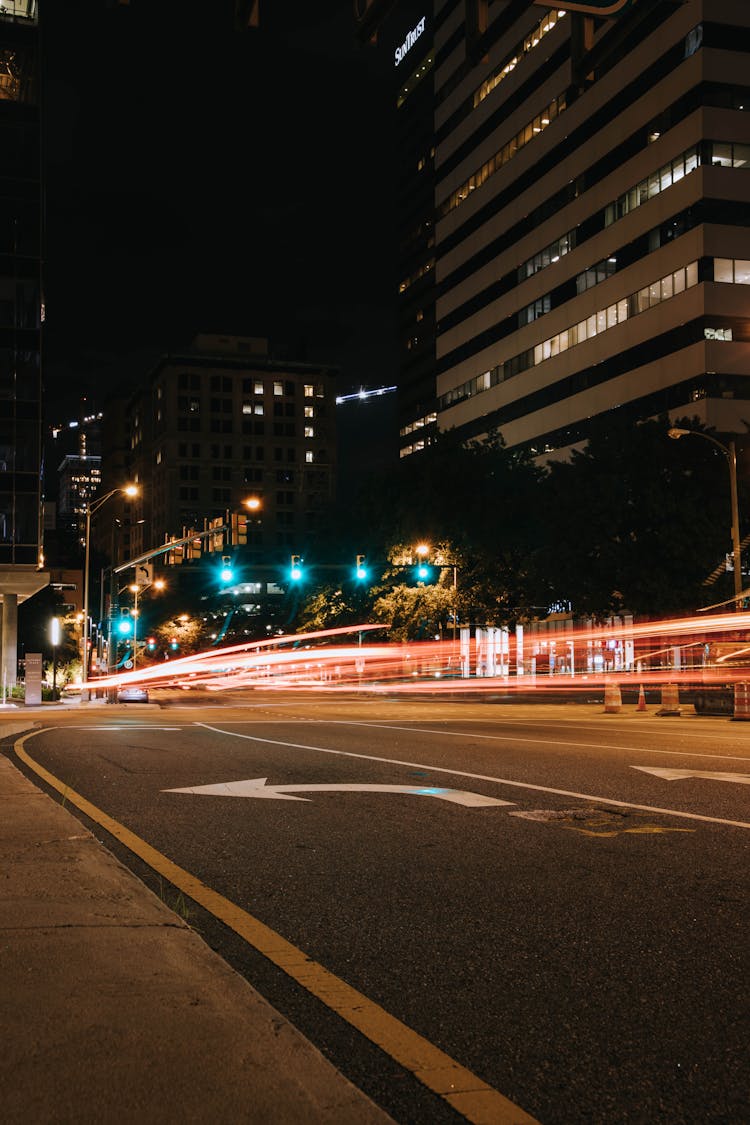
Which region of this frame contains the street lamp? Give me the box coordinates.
[128,576,165,670]
[50,616,60,698]
[668,427,742,607]
[82,484,138,692]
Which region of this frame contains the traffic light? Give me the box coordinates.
[355,554,368,581]
[117,609,133,636]
[231,511,248,546]
[290,554,303,581]
[169,637,179,651]
[414,560,435,583]
[146,636,157,652]
[219,555,234,584]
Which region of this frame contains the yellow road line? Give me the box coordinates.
[15,729,539,1125]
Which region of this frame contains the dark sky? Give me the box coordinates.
[41,0,399,417]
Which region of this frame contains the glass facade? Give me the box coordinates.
[0,5,42,566]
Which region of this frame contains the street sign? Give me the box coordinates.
[165,777,514,807]
[24,652,42,706]
[536,0,632,13]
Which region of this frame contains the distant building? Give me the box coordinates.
[57,454,102,545]
[0,1,48,683]
[113,334,338,566]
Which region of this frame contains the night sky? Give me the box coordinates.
[41,0,399,418]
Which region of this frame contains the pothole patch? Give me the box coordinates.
[509,806,694,837]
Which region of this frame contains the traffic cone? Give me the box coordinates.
[636,684,646,712]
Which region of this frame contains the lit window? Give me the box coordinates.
[254,380,263,394]
[304,384,314,397]
[304,426,314,437]
[304,406,314,418]
[305,450,314,463]
[273,381,283,396]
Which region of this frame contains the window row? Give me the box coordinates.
[605,145,700,226]
[533,261,698,363]
[176,373,325,398]
[399,257,434,296]
[576,256,618,295]
[518,229,575,282]
[473,8,565,110]
[438,93,567,219]
[439,261,699,411]
[399,411,437,438]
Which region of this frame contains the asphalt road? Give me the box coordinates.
[11,695,750,1124]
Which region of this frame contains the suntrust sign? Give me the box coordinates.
[395,16,426,67]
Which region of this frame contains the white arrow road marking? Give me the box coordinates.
[632,766,750,785]
[194,724,750,830]
[165,777,513,807]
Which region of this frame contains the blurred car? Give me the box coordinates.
[117,685,149,703]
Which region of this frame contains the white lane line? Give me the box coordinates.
[69,725,184,731]
[243,717,750,764]
[195,723,750,831]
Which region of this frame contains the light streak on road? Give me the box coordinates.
[73,612,750,699]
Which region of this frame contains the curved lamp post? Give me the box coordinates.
[82,485,138,691]
[668,428,742,607]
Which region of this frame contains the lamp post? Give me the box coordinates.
[50,616,60,698]
[668,427,742,607]
[82,485,138,693]
[128,576,165,670]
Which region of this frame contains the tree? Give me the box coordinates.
[18,585,79,665]
[532,414,733,618]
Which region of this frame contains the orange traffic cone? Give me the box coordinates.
[636,685,646,712]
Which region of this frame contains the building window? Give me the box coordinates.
[715,258,750,284]
[305,450,314,463]
[304,384,314,397]
[304,426,314,437]
[273,381,283,396]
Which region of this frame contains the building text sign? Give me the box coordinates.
[395,16,426,66]
[24,652,42,706]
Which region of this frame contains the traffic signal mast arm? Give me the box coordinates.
[111,522,230,575]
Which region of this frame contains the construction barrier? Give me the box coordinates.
[636,684,647,712]
[656,683,681,716]
[604,682,622,713]
[732,682,750,721]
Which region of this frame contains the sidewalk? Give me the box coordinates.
[0,723,394,1124]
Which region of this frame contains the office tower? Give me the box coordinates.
[432,0,750,457]
[357,2,438,459]
[0,1,48,684]
[360,1,750,460]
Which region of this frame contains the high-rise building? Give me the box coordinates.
[431,0,750,458]
[0,0,48,684]
[357,2,438,459]
[361,1,750,462]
